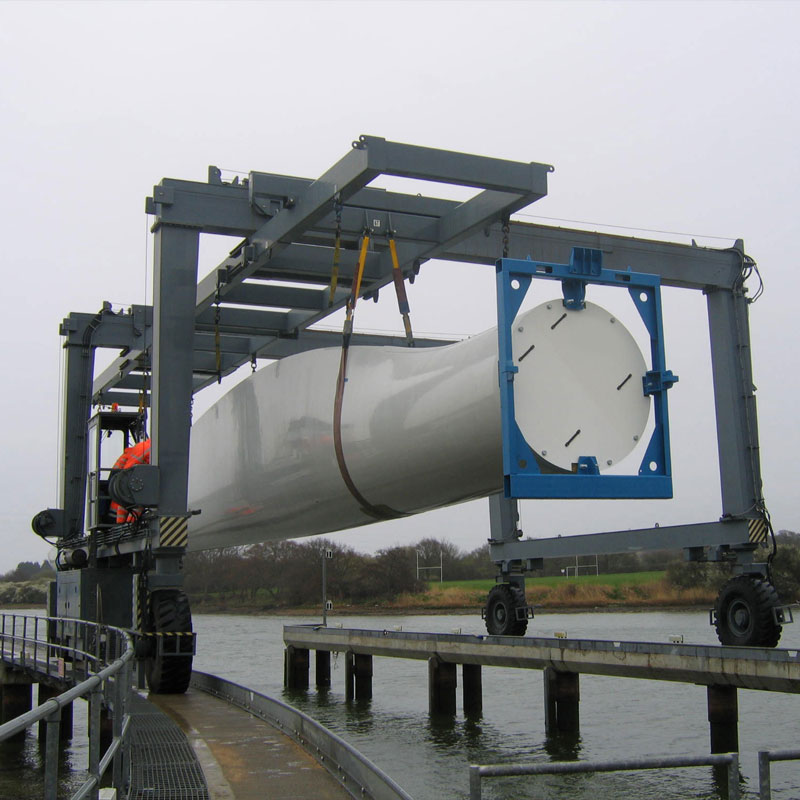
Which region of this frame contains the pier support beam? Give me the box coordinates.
[462,664,482,717]
[544,667,580,735]
[345,652,372,701]
[316,650,331,689]
[284,646,309,690]
[1,673,33,739]
[428,657,457,715]
[38,683,73,740]
[707,684,738,753]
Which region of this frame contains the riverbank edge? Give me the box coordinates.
[185,601,714,617]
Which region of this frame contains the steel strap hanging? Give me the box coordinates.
[333,226,406,520]
[388,232,415,347]
[328,197,343,307]
[341,228,371,350]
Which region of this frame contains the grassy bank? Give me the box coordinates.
[386,571,716,611]
[189,571,716,614]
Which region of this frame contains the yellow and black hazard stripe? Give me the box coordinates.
[141,631,195,638]
[748,517,769,544]
[159,516,189,548]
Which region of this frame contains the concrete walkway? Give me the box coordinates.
[151,689,350,800]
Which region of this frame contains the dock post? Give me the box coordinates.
[707,684,738,753]
[1,673,33,739]
[316,650,331,689]
[38,683,73,740]
[284,645,309,690]
[354,654,373,701]
[345,651,355,700]
[462,664,482,717]
[543,667,580,735]
[428,657,457,715]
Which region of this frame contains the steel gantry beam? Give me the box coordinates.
[62,135,763,577]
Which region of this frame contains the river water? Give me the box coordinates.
[2,608,798,799]
[191,609,800,800]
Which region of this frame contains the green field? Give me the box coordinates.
[429,571,666,592]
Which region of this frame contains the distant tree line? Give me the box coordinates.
[0,560,55,605]
[183,529,800,608]
[2,530,798,610]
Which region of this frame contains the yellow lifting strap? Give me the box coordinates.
[327,198,344,307]
[388,234,415,346]
[341,230,371,349]
[328,229,342,307]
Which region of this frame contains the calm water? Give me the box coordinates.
[2,609,798,799]
[192,609,800,800]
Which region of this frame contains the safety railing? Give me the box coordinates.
[191,670,413,800]
[758,748,800,799]
[469,753,740,800]
[0,613,135,800]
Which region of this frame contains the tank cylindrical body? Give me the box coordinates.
[187,300,649,551]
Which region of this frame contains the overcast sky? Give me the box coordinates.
[1,0,798,574]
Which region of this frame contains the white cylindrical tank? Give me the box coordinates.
[187,300,649,551]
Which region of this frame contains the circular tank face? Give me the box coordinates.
[512,300,650,472]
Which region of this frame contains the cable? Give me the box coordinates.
[514,211,737,242]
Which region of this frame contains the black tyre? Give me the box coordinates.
[714,575,782,648]
[145,590,194,694]
[485,584,528,636]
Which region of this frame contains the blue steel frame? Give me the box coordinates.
[496,247,678,500]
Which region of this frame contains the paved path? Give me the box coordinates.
[151,689,350,800]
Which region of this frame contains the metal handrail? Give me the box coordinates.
[758,748,800,799]
[191,670,414,800]
[469,753,740,800]
[0,613,135,800]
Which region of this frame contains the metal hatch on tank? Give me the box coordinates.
[186,298,651,551]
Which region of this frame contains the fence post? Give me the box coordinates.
[728,753,740,800]
[43,707,62,800]
[758,751,771,800]
[89,685,103,800]
[469,765,482,800]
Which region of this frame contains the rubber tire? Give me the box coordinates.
[145,590,194,694]
[485,584,528,636]
[714,575,782,648]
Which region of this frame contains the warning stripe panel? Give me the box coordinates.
[160,516,189,548]
[748,518,768,544]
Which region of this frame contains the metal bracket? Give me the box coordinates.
[496,247,678,500]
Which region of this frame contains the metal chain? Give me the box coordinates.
[502,213,510,259]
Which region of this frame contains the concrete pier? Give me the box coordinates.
[284,645,310,690]
[284,625,800,745]
[343,651,373,701]
[1,668,32,740]
[37,683,73,740]
[544,667,580,735]
[316,650,331,689]
[707,684,739,753]
[462,663,482,716]
[428,657,457,715]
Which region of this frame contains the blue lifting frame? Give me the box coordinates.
[496,247,678,500]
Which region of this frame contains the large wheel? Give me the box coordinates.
[714,575,782,647]
[485,584,528,636]
[146,590,194,694]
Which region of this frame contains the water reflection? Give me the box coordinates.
[193,611,800,800]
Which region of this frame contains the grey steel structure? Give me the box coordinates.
[32,136,781,692]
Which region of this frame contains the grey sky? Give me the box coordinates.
[1,1,798,572]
